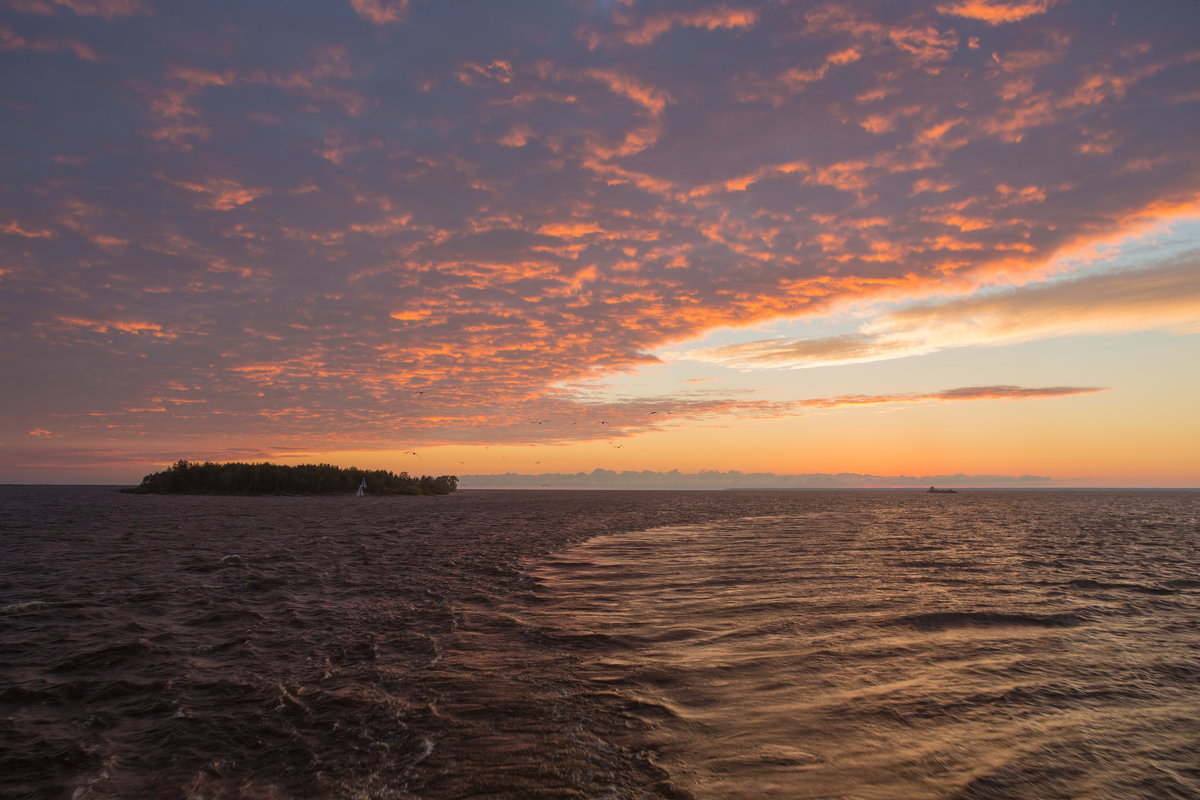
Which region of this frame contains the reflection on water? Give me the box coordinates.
[2,487,1198,798]
[530,493,1200,799]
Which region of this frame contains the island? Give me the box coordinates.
[122,460,458,496]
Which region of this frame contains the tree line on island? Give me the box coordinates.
[124,460,458,496]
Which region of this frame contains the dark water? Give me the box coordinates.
[2,488,1198,799]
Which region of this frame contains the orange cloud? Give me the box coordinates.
[498,123,534,147]
[585,69,670,115]
[685,259,1200,369]
[539,222,605,238]
[457,60,513,86]
[56,316,175,338]
[937,0,1054,25]
[617,6,759,46]
[778,48,863,89]
[889,25,959,65]
[165,177,265,210]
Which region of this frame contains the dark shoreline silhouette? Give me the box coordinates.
[122,460,458,496]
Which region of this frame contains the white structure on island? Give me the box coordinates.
[356,478,366,497]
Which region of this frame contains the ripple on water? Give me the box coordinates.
[527,491,1200,800]
[2,487,1199,799]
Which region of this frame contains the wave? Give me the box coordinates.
[1066,578,1175,595]
[893,611,1082,631]
[0,600,49,615]
[4,486,1198,800]
[51,638,162,672]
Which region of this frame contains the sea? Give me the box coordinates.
[2,486,1198,799]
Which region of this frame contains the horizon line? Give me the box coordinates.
[3,484,1197,491]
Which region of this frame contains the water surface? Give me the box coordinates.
[2,487,1198,798]
[530,491,1200,798]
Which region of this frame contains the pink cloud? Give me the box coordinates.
[0,22,97,61]
[2,220,55,239]
[347,0,408,25]
[7,0,147,18]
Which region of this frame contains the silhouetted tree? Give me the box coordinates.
[125,461,458,496]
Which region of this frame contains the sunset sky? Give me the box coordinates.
[2,0,1198,487]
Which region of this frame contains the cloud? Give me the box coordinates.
[55,316,174,337]
[614,6,760,46]
[1,0,1198,461]
[0,21,97,60]
[937,0,1055,25]
[163,177,266,211]
[2,220,55,239]
[7,0,147,18]
[460,469,1055,489]
[687,258,1200,368]
[796,385,1104,408]
[348,0,408,25]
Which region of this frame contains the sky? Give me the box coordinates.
[1,0,1198,487]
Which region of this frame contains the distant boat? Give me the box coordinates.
[927,486,958,494]
[356,478,366,497]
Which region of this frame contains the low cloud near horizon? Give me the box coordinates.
[6,383,1103,466]
[461,469,1054,490]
